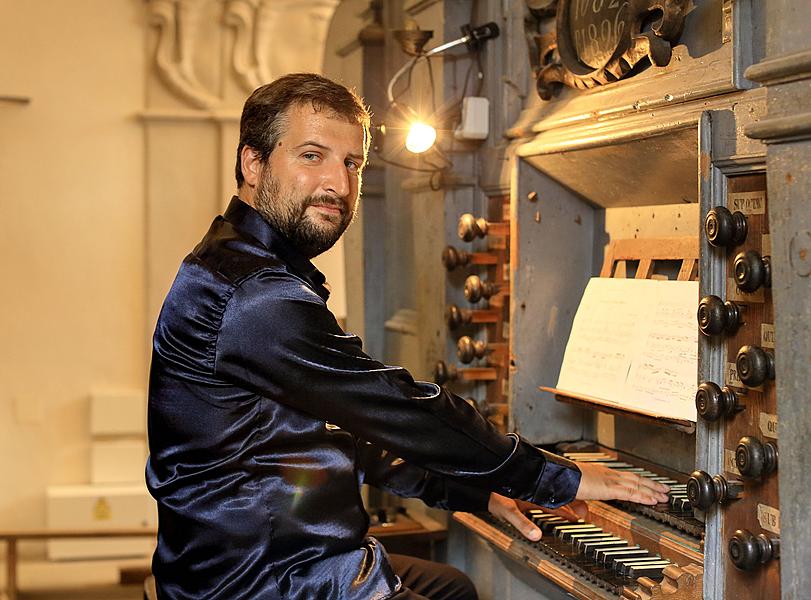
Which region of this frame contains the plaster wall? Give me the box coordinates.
[0,0,147,538]
[0,0,345,562]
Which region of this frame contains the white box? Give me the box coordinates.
[91,440,147,484]
[454,96,489,140]
[46,484,156,560]
[90,390,146,436]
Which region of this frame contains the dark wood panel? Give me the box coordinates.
[721,174,780,600]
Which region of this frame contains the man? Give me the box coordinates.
[146,73,668,600]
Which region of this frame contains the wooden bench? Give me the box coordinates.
[0,528,156,600]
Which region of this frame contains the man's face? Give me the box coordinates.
[253,103,365,258]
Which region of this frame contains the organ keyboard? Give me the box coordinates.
[454,448,704,600]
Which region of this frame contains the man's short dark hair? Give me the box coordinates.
[235,73,371,188]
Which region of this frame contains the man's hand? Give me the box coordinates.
[488,493,588,542]
[575,462,670,505]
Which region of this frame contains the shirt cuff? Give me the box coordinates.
[530,449,582,508]
[487,435,582,508]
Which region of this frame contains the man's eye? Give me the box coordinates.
[302,153,319,161]
[345,160,359,171]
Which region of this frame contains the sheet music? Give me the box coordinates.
[556,278,698,422]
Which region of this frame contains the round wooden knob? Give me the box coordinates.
[733,250,771,293]
[736,436,778,479]
[695,381,743,422]
[729,529,779,571]
[458,213,488,242]
[433,360,458,384]
[736,345,775,388]
[687,470,743,510]
[705,206,747,248]
[457,336,486,364]
[442,246,471,271]
[464,275,496,303]
[445,304,471,330]
[697,295,742,337]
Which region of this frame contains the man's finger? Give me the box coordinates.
[502,507,542,541]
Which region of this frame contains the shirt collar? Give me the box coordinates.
[223,196,329,301]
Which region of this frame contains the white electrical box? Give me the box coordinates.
[454,96,489,141]
[46,484,156,560]
[91,439,147,484]
[90,390,146,436]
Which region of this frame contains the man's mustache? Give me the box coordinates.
[304,196,347,216]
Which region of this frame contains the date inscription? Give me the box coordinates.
[568,0,630,69]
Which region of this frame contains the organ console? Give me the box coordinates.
[417,6,801,598]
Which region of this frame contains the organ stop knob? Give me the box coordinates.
[457,336,495,364]
[446,305,470,330]
[736,436,778,479]
[433,360,457,384]
[458,214,489,242]
[464,275,501,303]
[735,345,775,388]
[705,206,747,248]
[697,295,742,337]
[687,470,743,510]
[728,529,779,571]
[733,250,771,293]
[694,381,744,422]
[441,246,471,271]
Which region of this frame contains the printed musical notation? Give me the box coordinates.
[556,278,698,422]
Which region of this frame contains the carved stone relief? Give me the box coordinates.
[145,0,340,110]
[525,0,690,100]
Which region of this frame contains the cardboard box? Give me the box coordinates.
[90,391,146,436]
[90,440,147,484]
[46,484,156,560]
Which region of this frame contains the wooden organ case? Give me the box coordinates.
[435,2,794,599]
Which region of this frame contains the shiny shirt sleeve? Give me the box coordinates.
[355,438,492,512]
[214,269,581,507]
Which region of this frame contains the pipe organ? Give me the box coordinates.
[423,1,804,598]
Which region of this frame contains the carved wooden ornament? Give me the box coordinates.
[534,0,689,100]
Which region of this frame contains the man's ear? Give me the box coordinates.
[240,146,263,188]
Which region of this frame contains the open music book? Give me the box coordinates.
[555,277,698,422]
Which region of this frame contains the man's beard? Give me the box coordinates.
[253,171,356,259]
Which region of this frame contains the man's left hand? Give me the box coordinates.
[487,493,588,541]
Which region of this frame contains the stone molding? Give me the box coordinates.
[745,48,811,86]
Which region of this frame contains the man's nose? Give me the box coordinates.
[322,160,350,199]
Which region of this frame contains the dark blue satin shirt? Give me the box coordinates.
[146,197,581,599]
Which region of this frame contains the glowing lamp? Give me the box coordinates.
[405,122,437,153]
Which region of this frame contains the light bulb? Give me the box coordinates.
[405,122,437,153]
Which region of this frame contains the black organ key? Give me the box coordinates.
[627,562,671,580]
[614,557,667,575]
[579,538,627,557]
[599,548,650,567]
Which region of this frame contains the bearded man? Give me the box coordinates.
[146,73,668,600]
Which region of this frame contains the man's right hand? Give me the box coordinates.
[574,462,669,505]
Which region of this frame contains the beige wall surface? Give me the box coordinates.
[0,0,147,536]
[0,0,346,552]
